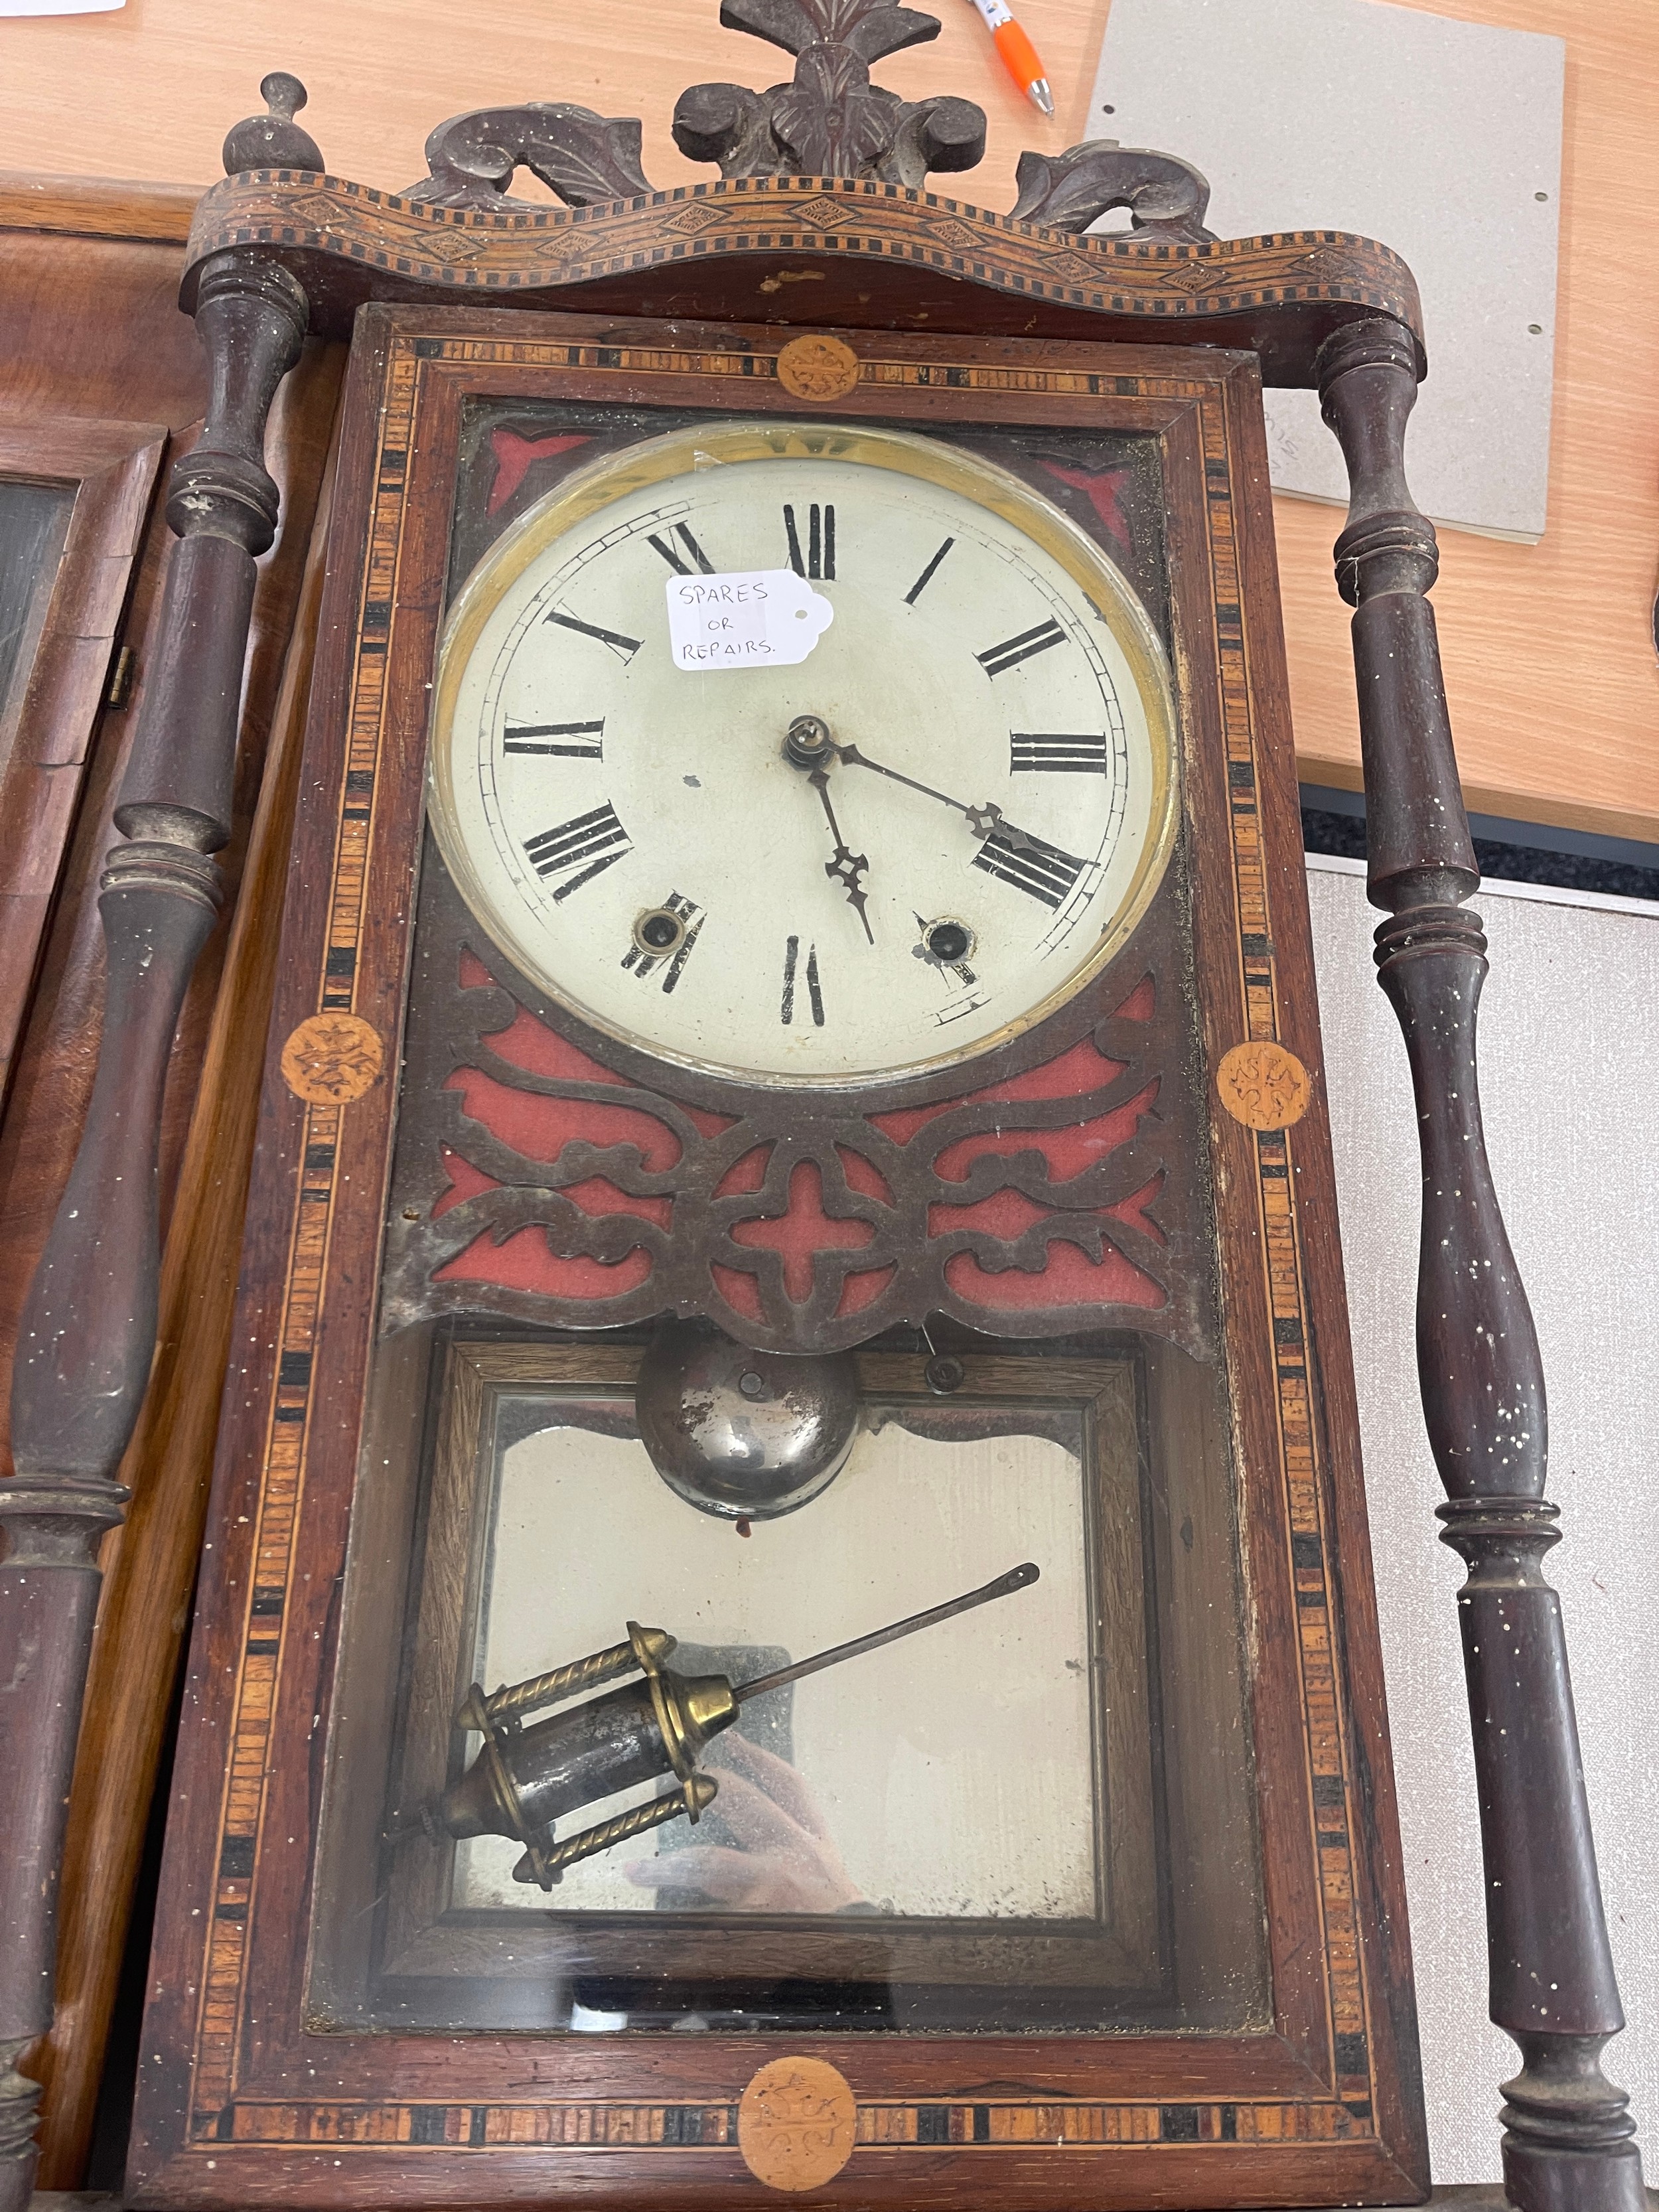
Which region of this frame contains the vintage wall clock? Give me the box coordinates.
[117,301,1435,2206]
[2,15,1645,2212]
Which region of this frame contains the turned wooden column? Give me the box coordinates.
[1316,315,1645,2212]
[0,248,308,2212]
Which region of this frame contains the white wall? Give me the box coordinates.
[1307,855,1659,2185]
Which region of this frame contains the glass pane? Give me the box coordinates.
[0,477,73,739]
[313,1336,1265,2039]
[459,1407,1098,1922]
[309,398,1265,2045]
[445,398,1175,652]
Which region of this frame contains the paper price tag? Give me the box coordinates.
[666,569,834,672]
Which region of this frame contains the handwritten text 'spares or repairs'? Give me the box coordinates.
[666,569,833,672]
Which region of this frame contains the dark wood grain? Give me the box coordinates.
[0,185,334,2194]
[0,234,204,426]
[27,2187,1583,2210]
[0,347,341,1481]
[0,414,165,1104]
[0,197,220,1501]
[181,171,1423,391]
[179,54,1417,385]
[27,356,343,2193]
[1317,315,1644,2212]
[1220,352,1427,2179]
[0,191,316,2203]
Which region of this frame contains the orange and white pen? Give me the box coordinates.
[962,0,1054,115]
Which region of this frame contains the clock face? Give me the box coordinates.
[429,421,1178,1088]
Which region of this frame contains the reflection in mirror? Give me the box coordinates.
[0,477,72,766]
[312,1335,1266,2039]
[460,1416,1088,1921]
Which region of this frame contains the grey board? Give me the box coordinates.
[1086,0,1564,542]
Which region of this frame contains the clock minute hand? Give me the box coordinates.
[808,767,875,944]
[831,741,1035,853]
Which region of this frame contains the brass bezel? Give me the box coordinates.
[427,416,1181,1092]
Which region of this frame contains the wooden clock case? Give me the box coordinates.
[121,309,1425,2209]
[0,20,1644,2212]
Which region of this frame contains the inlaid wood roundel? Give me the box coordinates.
[279,1011,384,1104]
[775,333,861,402]
[738,2058,858,2191]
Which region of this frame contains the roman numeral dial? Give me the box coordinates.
[545,609,642,662]
[904,538,954,605]
[973,824,1086,909]
[784,503,835,581]
[504,720,604,759]
[433,423,1174,1087]
[1010,732,1109,773]
[523,803,631,900]
[646,522,715,575]
[977,619,1066,678]
[781,936,826,1027]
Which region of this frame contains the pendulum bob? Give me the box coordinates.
[440,1667,739,1846]
[430,1563,1037,1887]
[636,1318,861,1520]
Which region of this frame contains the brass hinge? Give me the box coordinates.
[105,643,137,709]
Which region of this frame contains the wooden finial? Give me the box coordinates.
[222,70,325,177]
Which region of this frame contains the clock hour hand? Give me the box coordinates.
[809,766,875,945]
[784,714,875,944]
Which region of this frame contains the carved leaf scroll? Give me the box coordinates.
[405,104,652,211]
[721,0,943,63]
[1009,140,1216,244]
[673,0,985,186]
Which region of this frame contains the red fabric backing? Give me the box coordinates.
[487,429,592,514]
[435,960,1167,1324]
[729,1161,876,1301]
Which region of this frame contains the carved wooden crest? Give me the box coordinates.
[672,0,987,186]
[218,2,1223,228]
